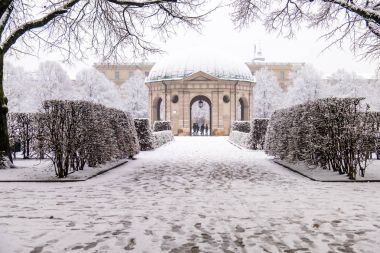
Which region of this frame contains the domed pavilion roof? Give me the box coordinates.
[146,50,254,83]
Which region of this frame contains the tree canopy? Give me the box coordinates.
[0,0,208,59]
[232,0,380,59]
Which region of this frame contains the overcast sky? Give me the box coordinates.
[9,1,379,79]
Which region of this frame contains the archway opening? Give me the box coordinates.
[190,95,212,136]
[153,97,165,122]
[237,97,249,121]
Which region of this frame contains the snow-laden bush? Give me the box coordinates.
[249,118,269,150]
[371,112,380,160]
[152,130,174,148]
[42,100,139,178]
[153,121,172,132]
[134,118,154,151]
[265,97,376,180]
[231,121,251,133]
[7,112,46,159]
[229,131,251,149]
[229,119,269,149]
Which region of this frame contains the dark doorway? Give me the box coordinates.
[157,97,162,121]
[239,97,244,121]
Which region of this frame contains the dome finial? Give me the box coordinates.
[253,42,265,63]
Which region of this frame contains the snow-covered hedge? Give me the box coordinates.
[229,131,251,149]
[153,121,172,132]
[231,121,251,133]
[265,97,376,180]
[134,118,154,151]
[250,118,269,150]
[42,100,139,178]
[229,119,269,149]
[152,130,174,148]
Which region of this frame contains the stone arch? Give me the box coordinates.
[238,97,249,121]
[152,97,164,122]
[190,95,212,136]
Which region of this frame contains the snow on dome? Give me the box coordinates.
[146,50,254,82]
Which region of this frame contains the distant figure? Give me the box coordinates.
[200,124,205,136]
[205,124,209,135]
[195,123,199,135]
[192,123,197,135]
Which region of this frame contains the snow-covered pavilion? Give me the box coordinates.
[145,51,255,136]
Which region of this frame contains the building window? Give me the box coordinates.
[115,70,120,80]
[280,71,285,80]
[145,71,149,77]
[129,71,134,78]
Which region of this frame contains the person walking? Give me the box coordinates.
[200,124,205,136]
[205,124,209,136]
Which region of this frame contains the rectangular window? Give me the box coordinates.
[115,70,120,80]
[280,71,285,80]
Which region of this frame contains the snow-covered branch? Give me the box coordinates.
[0,0,81,53]
[232,0,380,59]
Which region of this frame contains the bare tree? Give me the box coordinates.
[0,0,209,166]
[231,0,380,58]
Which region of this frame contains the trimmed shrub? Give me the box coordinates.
[153,121,172,132]
[152,130,174,148]
[249,118,269,150]
[229,131,251,149]
[265,97,376,180]
[231,121,251,133]
[229,119,269,150]
[134,118,154,151]
[42,100,139,178]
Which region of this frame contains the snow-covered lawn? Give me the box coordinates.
[1,136,380,252]
[275,159,380,182]
[0,158,128,181]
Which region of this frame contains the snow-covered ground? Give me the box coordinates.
[0,158,128,181]
[1,136,380,252]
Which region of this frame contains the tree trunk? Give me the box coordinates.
[0,51,12,165]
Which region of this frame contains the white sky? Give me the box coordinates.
[8,2,379,79]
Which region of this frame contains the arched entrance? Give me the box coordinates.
[152,97,164,122]
[190,95,212,136]
[237,97,249,121]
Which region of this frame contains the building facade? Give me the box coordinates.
[143,54,254,136]
[94,54,303,136]
[95,62,303,90]
[95,63,153,86]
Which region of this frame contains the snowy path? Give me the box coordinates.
[1,137,380,253]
